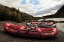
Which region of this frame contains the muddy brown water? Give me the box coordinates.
[0,21,64,42]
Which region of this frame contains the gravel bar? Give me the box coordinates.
[0,21,64,42]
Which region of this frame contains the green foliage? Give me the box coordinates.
[0,4,34,22]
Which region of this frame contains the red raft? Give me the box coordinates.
[3,23,58,38]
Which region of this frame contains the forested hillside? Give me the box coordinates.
[0,4,34,22]
[42,5,64,18]
[53,5,64,18]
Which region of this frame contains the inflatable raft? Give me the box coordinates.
[3,23,58,38]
